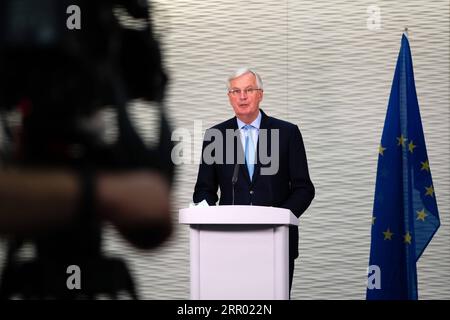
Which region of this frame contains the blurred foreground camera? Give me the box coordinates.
[0,0,174,299]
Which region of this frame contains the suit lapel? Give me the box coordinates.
[251,109,270,185]
[230,117,251,184]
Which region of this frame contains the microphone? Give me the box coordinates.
[231,163,239,205]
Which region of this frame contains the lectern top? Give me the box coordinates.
[179,205,298,226]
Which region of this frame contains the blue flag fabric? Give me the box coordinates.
[366,34,440,300]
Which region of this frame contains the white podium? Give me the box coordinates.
[179,205,298,300]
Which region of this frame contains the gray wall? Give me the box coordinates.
[1,0,449,299]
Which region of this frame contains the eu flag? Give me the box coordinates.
[366,34,440,300]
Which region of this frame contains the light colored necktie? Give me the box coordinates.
[244,125,255,180]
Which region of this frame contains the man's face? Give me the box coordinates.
[228,72,263,123]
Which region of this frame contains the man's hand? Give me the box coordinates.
[0,169,173,248]
[97,171,172,249]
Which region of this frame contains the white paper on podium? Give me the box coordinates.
[189,200,210,208]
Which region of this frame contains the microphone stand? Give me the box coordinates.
[231,163,239,205]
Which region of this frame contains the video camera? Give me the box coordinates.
[0,0,174,299]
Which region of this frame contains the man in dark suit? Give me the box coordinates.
[193,68,314,297]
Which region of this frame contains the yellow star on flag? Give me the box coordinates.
[383,228,394,240]
[421,160,430,172]
[404,232,412,245]
[408,140,416,153]
[416,209,427,222]
[397,134,406,147]
[379,145,386,156]
[425,185,434,197]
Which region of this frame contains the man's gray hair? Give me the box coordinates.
[227,67,263,91]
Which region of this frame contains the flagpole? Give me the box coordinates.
[404,27,409,38]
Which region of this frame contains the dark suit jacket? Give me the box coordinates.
[193,109,315,259]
